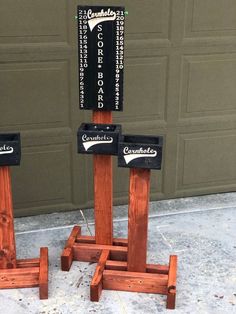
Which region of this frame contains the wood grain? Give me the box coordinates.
[0,267,39,289]
[93,111,113,245]
[103,270,168,294]
[167,255,177,309]
[17,258,40,268]
[0,167,16,269]
[76,235,128,247]
[73,243,127,263]
[39,247,48,300]
[61,226,81,271]
[90,249,110,301]
[105,260,169,274]
[127,168,150,272]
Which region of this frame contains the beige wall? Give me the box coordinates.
[0,0,236,216]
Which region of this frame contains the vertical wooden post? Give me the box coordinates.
[127,168,150,272]
[0,166,17,269]
[93,111,113,245]
[39,247,49,299]
[167,255,177,309]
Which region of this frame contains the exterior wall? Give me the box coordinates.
[0,0,236,216]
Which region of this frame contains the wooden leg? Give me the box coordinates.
[93,111,113,245]
[93,155,113,245]
[127,168,150,272]
[90,249,110,301]
[167,255,177,309]
[0,166,16,269]
[39,247,49,300]
[61,226,81,271]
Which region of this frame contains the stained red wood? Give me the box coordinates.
[103,270,168,294]
[17,258,40,268]
[105,260,169,274]
[0,267,39,289]
[93,155,113,245]
[167,255,177,309]
[93,111,113,245]
[76,235,128,247]
[61,226,81,271]
[39,247,48,300]
[90,249,110,302]
[73,243,127,263]
[127,168,150,272]
[0,168,49,298]
[112,238,128,247]
[0,167,16,269]
[92,111,112,124]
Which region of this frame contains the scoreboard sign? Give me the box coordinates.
[78,6,125,111]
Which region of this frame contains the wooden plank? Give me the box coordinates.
[17,258,40,268]
[90,249,110,302]
[61,226,81,271]
[93,111,113,245]
[39,247,48,300]
[76,235,95,244]
[93,111,112,124]
[105,260,127,271]
[0,267,39,289]
[93,155,113,245]
[76,235,128,247]
[105,260,169,274]
[0,166,17,269]
[103,270,168,295]
[73,243,127,263]
[113,238,128,247]
[167,255,177,310]
[127,168,150,272]
[0,267,39,276]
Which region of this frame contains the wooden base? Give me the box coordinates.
[61,226,128,271]
[0,247,49,299]
[92,251,177,310]
[90,250,177,309]
[61,227,177,309]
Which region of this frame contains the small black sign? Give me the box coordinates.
[78,5,125,111]
[0,133,21,166]
[77,123,121,155]
[118,135,163,170]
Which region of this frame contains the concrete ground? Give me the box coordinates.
[1,193,236,314]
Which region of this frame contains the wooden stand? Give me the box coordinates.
[61,111,126,270]
[0,166,48,299]
[90,168,177,309]
[61,112,177,309]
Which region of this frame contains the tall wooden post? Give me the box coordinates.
[0,166,17,269]
[93,111,113,245]
[127,168,150,272]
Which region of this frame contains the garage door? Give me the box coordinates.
[0,0,236,216]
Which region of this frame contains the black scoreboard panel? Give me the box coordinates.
[78,6,125,111]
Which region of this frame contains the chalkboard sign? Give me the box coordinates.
[77,123,121,155]
[78,5,125,111]
[118,135,163,170]
[0,133,21,166]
